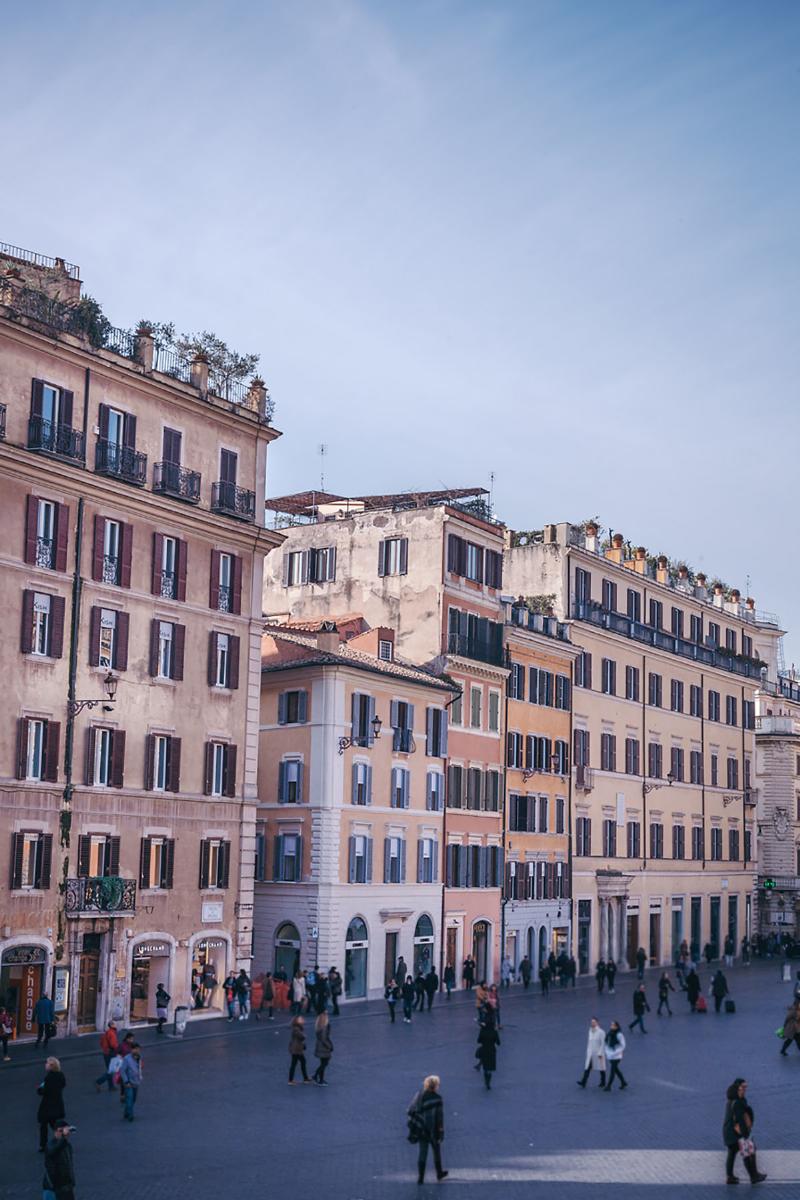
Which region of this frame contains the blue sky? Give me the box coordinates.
[4,1,799,663]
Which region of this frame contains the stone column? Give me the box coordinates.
[599,899,608,965]
[609,898,619,964]
[619,899,628,969]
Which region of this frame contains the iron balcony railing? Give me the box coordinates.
[0,241,80,279]
[211,480,256,521]
[571,600,766,681]
[217,583,232,612]
[152,345,192,383]
[65,876,136,917]
[0,403,5,440]
[160,570,176,600]
[153,461,201,504]
[447,631,507,668]
[36,536,54,569]
[27,415,85,462]
[95,438,147,486]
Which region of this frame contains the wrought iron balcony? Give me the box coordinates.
[102,554,120,585]
[153,461,201,504]
[217,583,232,613]
[159,570,176,600]
[95,438,147,486]
[65,876,136,918]
[0,403,5,441]
[36,536,54,569]
[28,416,85,463]
[211,480,256,522]
[447,631,506,668]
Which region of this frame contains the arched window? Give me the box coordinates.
[414,915,434,939]
[345,917,368,999]
[276,922,300,942]
[346,917,368,943]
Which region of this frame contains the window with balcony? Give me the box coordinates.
[153,427,201,503]
[671,607,684,638]
[649,599,663,629]
[96,404,146,485]
[351,691,377,746]
[575,567,591,603]
[77,833,120,878]
[378,537,408,576]
[708,622,720,647]
[602,579,617,612]
[10,831,53,890]
[278,758,304,804]
[627,589,641,622]
[139,836,175,889]
[24,495,68,572]
[348,835,372,883]
[742,633,753,658]
[275,833,303,882]
[447,607,504,666]
[725,628,737,654]
[204,741,236,797]
[690,614,703,644]
[152,534,187,602]
[28,379,83,461]
[91,516,132,588]
[199,838,230,889]
[625,665,640,702]
[212,449,255,521]
[383,836,406,883]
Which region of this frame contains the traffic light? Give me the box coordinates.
[762,878,777,890]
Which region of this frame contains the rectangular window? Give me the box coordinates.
[349,835,371,884]
[390,766,410,809]
[351,692,376,746]
[418,837,437,884]
[200,838,230,889]
[160,535,177,599]
[649,599,663,629]
[711,753,719,788]
[708,622,720,647]
[626,821,641,858]
[140,836,174,890]
[275,834,302,883]
[649,823,664,859]
[575,568,591,603]
[32,592,51,656]
[309,546,336,583]
[538,795,548,832]
[94,728,113,786]
[725,628,737,654]
[450,692,463,726]
[671,607,684,638]
[625,665,640,701]
[509,662,525,700]
[574,728,590,767]
[600,733,617,772]
[602,579,617,612]
[213,633,230,688]
[158,622,173,679]
[627,589,641,622]
[211,743,226,796]
[575,816,592,856]
[690,684,703,717]
[488,691,500,732]
[624,737,640,776]
[98,609,117,669]
[384,836,405,884]
[742,700,755,730]
[464,542,483,582]
[378,639,393,661]
[554,739,569,775]
[670,679,684,713]
[285,550,306,587]
[690,749,703,784]
[555,674,571,710]
[216,552,233,612]
[447,764,463,808]
[690,614,703,644]
[729,828,740,861]
[470,686,482,729]
[603,819,617,856]
[575,651,592,689]
[601,658,616,696]
[11,831,52,890]
[648,673,662,707]
[33,498,57,569]
[484,770,501,812]
[742,633,753,658]
[670,746,684,782]
[391,701,415,752]
[378,537,408,576]
[466,767,483,810]
[278,690,308,725]
[726,757,739,790]
[427,770,445,812]
[710,827,723,861]
[692,826,704,860]
[725,696,738,727]
[556,796,565,834]
[153,735,170,791]
[351,761,371,806]
[672,825,685,860]
[278,759,304,804]
[647,742,663,779]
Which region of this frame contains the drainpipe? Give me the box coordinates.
[500,664,509,972]
[439,688,463,988]
[641,651,648,871]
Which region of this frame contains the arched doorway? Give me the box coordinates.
[527,926,536,973]
[345,917,368,998]
[274,923,301,979]
[472,920,490,982]
[413,915,434,976]
[538,926,547,969]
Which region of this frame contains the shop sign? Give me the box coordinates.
[201,901,224,923]
[53,966,70,1014]
[23,964,37,1032]
[2,945,46,965]
[197,939,226,952]
[134,942,170,957]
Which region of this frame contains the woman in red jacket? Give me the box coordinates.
[95,1020,119,1092]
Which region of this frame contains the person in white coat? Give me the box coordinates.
[291,971,307,1015]
[577,1017,606,1088]
[603,1021,628,1091]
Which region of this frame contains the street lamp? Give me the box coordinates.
[522,752,563,783]
[67,671,118,718]
[338,713,383,755]
[642,772,675,796]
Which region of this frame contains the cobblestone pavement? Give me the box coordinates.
[2,962,799,1199]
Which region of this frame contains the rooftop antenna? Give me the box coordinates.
[745,573,751,597]
[318,443,327,492]
[489,470,495,515]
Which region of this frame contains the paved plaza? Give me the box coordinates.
[2,962,799,1200]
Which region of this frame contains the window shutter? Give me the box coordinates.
[16,718,30,779]
[440,710,448,756]
[97,403,110,439]
[50,596,65,658]
[426,771,434,811]
[176,539,188,602]
[447,534,458,572]
[296,761,304,804]
[273,835,283,881]
[24,495,39,565]
[298,691,308,723]
[209,550,221,609]
[89,606,101,666]
[403,770,410,808]
[55,503,69,572]
[20,591,35,654]
[39,834,53,889]
[350,763,359,805]
[85,726,97,785]
[149,619,159,676]
[426,707,433,756]
[77,835,91,877]
[203,742,214,795]
[199,840,210,889]
[348,836,356,883]
[300,550,310,584]
[118,523,133,589]
[139,838,151,887]
[60,389,74,427]
[151,533,163,595]
[366,837,373,883]
[525,735,533,770]
[43,721,60,783]
[219,842,231,889]
[377,541,387,576]
[351,692,360,741]
[365,764,373,804]
[278,693,288,725]
[383,838,391,883]
[400,840,406,883]
[390,766,398,807]
[144,734,155,791]
[231,555,242,615]
[91,515,105,582]
[108,836,120,876]
[168,737,181,792]
[459,846,468,887]
[278,761,288,803]
[224,744,237,797]
[164,838,175,888]
[366,695,376,745]
[417,840,425,883]
[399,538,408,574]
[172,623,185,681]
[10,833,24,889]
[115,612,129,671]
[207,632,218,686]
[586,818,592,855]
[432,840,438,882]
[30,378,45,417]
[228,636,240,690]
[390,699,399,732]
[110,730,126,788]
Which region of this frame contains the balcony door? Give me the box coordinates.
[220,449,238,485]
[163,427,182,466]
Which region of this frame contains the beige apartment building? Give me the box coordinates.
[0,243,281,1037]
[254,619,458,998]
[262,489,508,985]
[505,522,783,973]
[755,670,800,939]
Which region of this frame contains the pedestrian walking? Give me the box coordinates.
[119,1042,142,1122]
[37,1056,66,1151]
[605,959,617,995]
[711,969,729,1014]
[568,956,577,987]
[235,969,251,1020]
[741,936,751,965]
[724,935,735,969]
[34,994,55,1048]
[312,1011,333,1085]
[402,975,415,1023]
[385,978,400,1022]
[462,956,475,989]
[519,956,532,990]
[657,972,675,1017]
[603,1022,628,1091]
[595,958,607,994]
[288,1016,310,1083]
[686,967,701,1013]
[558,951,570,988]
[42,1119,75,1200]
[629,984,650,1034]
[413,971,426,1011]
[425,968,439,1011]
[0,1006,14,1061]
[779,1001,800,1056]
[155,984,170,1034]
[539,964,551,997]
[577,1017,606,1089]
[487,983,501,1029]
[475,1011,500,1090]
[290,970,307,1016]
[704,942,714,965]
[261,972,275,1020]
[635,947,646,980]
[443,962,455,999]
[396,957,407,985]
[722,1078,767,1185]
[313,968,329,1015]
[501,956,512,989]
[223,971,238,1021]
[474,981,489,1022]
[407,1075,448,1184]
[328,967,342,1016]
[548,951,558,983]
[94,1020,119,1091]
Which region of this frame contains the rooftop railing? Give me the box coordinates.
[0,241,80,279]
[509,605,570,641]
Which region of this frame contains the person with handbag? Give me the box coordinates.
[288,1016,310,1083]
[407,1075,448,1184]
[723,1078,767,1184]
[577,1017,606,1089]
[312,1011,333,1085]
[37,1056,66,1151]
[34,994,55,1049]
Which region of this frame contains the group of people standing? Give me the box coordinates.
[385,965,440,1023]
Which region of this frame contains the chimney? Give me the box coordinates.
[584,522,599,554]
[656,555,669,586]
[134,324,154,372]
[316,621,340,653]
[190,352,209,393]
[605,532,624,564]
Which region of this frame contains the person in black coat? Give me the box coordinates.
[413,972,426,1011]
[686,967,701,1012]
[37,1056,67,1151]
[385,978,400,1023]
[722,1078,767,1185]
[408,1075,448,1184]
[424,969,439,1011]
[475,1012,501,1090]
[401,976,415,1023]
[43,1120,75,1199]
[711,969,729,1014]
[605,959,617,994]
[462,957,475,989]
[595,959,607,993]
[628,984,650,1034]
